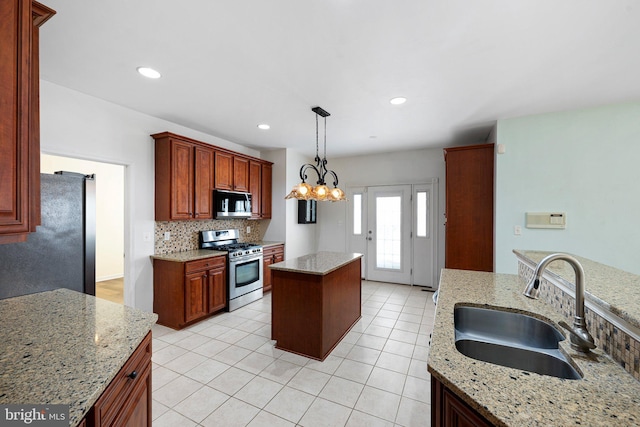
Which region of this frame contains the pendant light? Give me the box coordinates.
[285,106,346,202]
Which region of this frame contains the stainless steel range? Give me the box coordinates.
[199,229,263,311]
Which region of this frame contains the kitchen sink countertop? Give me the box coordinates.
[0,288,157,426]
[270,251,362,276]
[151,248,227,262]
[428,269,640,426]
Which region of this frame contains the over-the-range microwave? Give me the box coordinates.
[213,189,252,219]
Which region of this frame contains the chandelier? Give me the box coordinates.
[285,106,346,202]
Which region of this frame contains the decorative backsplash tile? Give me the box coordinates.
[518,261,640,381]
[154,219,267,254]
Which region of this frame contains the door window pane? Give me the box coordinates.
[376,196,401,269]
[353,193,362,235]
[417,191,429,237]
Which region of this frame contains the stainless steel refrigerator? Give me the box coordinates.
[0,172,96,299]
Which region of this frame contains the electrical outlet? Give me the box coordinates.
[246,226,251,234]
[514,225,522,236]
[164,231,170,241]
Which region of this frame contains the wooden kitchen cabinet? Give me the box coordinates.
[249,161,262,218]
[0,0,55,244]
[262,244,284,292]
[261,163,273,219]
[153,256,227,329]
[432,376,492,427]
[88,332,152,427]
[214,151,233,190]
[443,143,494,272]
[233,156,250,191]
[153,133,214,221]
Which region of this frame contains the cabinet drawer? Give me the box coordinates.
[185,256,225,273]
[92,333,152,427]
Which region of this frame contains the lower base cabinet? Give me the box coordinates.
[431,376,492,427]
[85,332,152,427]
[153,255,227,329]
[262,244,284,292]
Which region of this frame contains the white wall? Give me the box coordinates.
[40,154,125,282]
[40,80,260,311]
[495,101,640,275]
[315,148,446,280]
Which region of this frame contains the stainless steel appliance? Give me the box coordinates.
[200,229,263,311]
[213,190,252,219]
[0,172,96,299]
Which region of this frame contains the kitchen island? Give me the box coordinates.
[0,288,157,426]
[270,251,363,360]
[428,269,640,426]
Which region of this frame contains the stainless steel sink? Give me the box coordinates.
[454,305,583,380]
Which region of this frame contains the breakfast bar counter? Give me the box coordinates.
[270,251,363,360]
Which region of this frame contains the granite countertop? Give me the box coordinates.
[256,241,285,248]
[151,249,227,262]
[427,269,640,426]
[0,289,158,426]
[269,251,363,276]
[515,250,640,330]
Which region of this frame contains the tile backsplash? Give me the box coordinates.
[518,261,640,381]
[155,219,267,254]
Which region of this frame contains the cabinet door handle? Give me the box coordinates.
[127,371,138,380]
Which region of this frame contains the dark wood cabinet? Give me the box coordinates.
[153,133,214,221]
[233,156,250,191]
[432,376,493,427]
[214,151,233,190]
[0,0,55,244]
[89,332,152,427]
[443,144,494,272]
[249,161,262,218]
[261,163,273,219]
[262,244,284,292]
[153,256,227,329]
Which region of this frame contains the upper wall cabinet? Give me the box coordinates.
[153,133,214,221]
[153,132,273,221]
[0,1,55,244]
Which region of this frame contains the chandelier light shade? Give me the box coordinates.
[285,106,347,202]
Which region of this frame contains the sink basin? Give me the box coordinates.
[454,305,582,380]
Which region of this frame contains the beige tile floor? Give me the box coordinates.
[151,280,436,426]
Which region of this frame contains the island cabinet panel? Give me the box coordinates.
[271,257,361,360]
[233,156,250,191]
[0,0,55,244]
[214,151,233,190]
[89,332,152,427]
[432,376,492,427]
[153,256,226,329]
[262,244,284,292]
[153,133,214,221]
[443,143,494,272]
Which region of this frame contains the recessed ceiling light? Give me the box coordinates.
[136,67,161,79]
[390,97,407,105]
[257,124,270,130]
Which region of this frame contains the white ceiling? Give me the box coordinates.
[39,0,640,158]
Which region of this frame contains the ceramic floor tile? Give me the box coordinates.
[318,376,364,408]
[354,386,401,422]
[264,386,316,423]
[173,332,213,350]
[156,328,194,344]
[377,309,401,320]
[389,329,418,345]
[151,323,173,338]
[334,359,374,384]
[198,324,232,339]
[363,324,392,339]
[154,375,203,408]
[402,376,430,403]
[397,313,422,324]
[407,359,430,380]
[299,397,352,427]
[184,358,230,384]
[192,338,231,358]
[152,344,188,365]
[394,396,431,427]
[235,376,283,408]
[236,351,276,375]
[200,397,260,427]
[412,345,430,362]
[288,367,332,395]
[247,410,295,427]
[278,351,311,366]
[304,355,344,375]
[213,344,253,365]
[346,345,381,365]
[152,365,180,391]
[217,328,250,344]
[355,334,388,351]
[235,333,271,351]
[383,339,415,358]
[172,385,229,423]
[163,350,208,374]
[259,359,303,384]
[366,367,407,395]
[376,352,411,375]
[153,409,198,427]
[346,410,395,427]
[255,341,286,358]
[370,316,397,328]
[394,320,421,333]
[151,399,169,421]
[208,366,255,395]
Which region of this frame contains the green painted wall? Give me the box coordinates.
[495,101,640,274]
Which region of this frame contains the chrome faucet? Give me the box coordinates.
[523,253,596,353]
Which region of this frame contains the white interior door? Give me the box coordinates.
[346,187,367,277]
[412,180,438,288]
[366,185,412,284]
